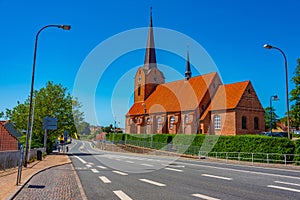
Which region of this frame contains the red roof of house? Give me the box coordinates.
[127,72,218,115]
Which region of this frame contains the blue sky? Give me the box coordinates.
[0,0,299,128]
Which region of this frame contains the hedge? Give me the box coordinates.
[104,133,298,163]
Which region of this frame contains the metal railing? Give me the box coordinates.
[96,139,300,166]
[198,151,300,166]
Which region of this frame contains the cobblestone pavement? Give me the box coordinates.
[13,164,84,200]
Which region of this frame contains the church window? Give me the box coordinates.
[242,116,247,129]
[138,84,141,96]
[169,116,175,129]
[157,117,162,130]
[185,115,189,124]
[214,115,221,130]
[254,117,259,130]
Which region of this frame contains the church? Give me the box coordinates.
[125,12,265,136]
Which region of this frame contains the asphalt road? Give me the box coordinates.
[68,140,300,200]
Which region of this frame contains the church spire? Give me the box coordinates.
[144,7,157,70]
[185,49,192,80]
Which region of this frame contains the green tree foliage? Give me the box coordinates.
[290,58,300,130]
[264,106,279,131]
[5,81,85,148]
[77,121,91,135]
[0,111,4,119]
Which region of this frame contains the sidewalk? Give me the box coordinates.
[0,154,85,200]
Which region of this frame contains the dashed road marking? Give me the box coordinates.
[113,190,133,200]
[125,161,134,164]
[98,165,107,169]
[274,181,300,187]
[201,174,232,181]
[192,193,221,200]
[164,167,183,172]
[91,169,99,173]
[86,164,92,168]
[99,176,111,183]
[112,171,128,176]
[267,185,300,193]
[141,163,154,167]
[139,179,166,187]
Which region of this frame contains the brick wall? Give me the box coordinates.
[0,123,18,151]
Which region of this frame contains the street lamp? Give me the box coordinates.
[24,24,71,167]
[264,44,290,139]
[142,103,146,147]
[270,95,279,134]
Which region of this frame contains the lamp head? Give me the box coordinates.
[273,95,279,101]
[264,44,273,49]
[59,25,71,30]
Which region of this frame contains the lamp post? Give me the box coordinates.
[24,25,71,167]
[142,103,146,147]
[270,95,279,134]
[264,44,290,139]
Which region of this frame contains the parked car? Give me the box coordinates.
[259,132,289,138]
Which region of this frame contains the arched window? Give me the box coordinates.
[185,115,189,124]
[138,84,141,96]
[169,116,175,129]
[242,116,247,129]
[214,115,221,130]
[157,117,162,130]
[254,117,259,130]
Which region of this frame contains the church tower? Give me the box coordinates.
[134,8,165,103]
[185,49,192,80]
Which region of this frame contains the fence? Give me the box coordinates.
[98,139,300,166]
[0,148,44,170]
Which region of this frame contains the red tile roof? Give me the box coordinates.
[127,72,218,115]
[200,81,250,120]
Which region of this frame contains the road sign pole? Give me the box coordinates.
[44,129,47,152]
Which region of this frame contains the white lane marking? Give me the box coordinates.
[141,163,154,167]
[125,161,134,164]
[113,190,133,200]
[86,164,92,168]
[98,165,107,169]
[99,176,111,183]
[274,181,300,187]
[162,164,185,168]
[112,171,128,176]
[202,174,232,181]
[116,159,121,161]
[192,193,221,200]
[164,167,183,172]
[74,155,87,164]
[91,168,99,173]
[178,161,300,180]
[88,162,94,165]
[267,185,300,193]
[139,179,166,187]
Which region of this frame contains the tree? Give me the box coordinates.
[77,121,91,135]
[264,106,279,131]
[103,124,113,133]
[6,81,85,148]
[290,58,300,130]
[0,111,4,119]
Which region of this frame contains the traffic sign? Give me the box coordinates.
[43,117,57,130]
